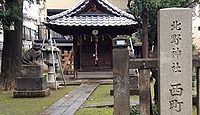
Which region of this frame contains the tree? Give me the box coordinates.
[128,0,199,104]
[129,0,199,57]
[0,0,23,91]
[0,0,40,90]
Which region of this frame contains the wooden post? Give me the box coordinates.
[139,68,151,115]
[113,40,130,115]
[79,35,83,71]
[129,59,152,115]
[73,35,78,79]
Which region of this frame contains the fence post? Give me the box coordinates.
[139,68,151,115]
[113,38,130,115]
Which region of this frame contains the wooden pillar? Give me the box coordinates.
[113,47,130,115]
[73,35,78,79]
[139,68,151,115]
[79,35,83,71]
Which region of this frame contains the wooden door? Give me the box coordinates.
[80,35,112,71]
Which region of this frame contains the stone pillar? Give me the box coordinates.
[113,38,130,115]
[43,47,60,90]
[158,8,192,114]
[48,65,55,82]
[45,62,58,89]
[13,65,50,98]
[139,69,151,115]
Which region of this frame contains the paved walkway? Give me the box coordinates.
[40,83,99,115]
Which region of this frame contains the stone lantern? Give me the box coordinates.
[42,45,60,89]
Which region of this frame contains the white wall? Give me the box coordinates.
[23,1,38,31]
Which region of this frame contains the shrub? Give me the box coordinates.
[130,104,158,115]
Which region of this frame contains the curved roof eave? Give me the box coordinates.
[47,0,89,20]
[47,0,136,21]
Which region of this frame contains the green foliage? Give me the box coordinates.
[130,0,198,13]
[192,70,196,87]
[130,104,139,115]
[146,0,184,26]
[0,0,43,30]
[129,0,199,44]
[130,104,158,115]
[0,1,22,30]
[192,43,197,53]
[130,0,198,26]
[153,104,159,115]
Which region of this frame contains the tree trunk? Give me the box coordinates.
[142,8,149,58]
[0,0,22,91]
[141,7,153,115]
[0,30,16,90]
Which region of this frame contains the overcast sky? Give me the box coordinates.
[23,1,38,19]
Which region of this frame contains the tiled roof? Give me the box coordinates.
[97,0,135,20]
[46,16,136,26]
[44,0,137,27]
[47,0,89,20]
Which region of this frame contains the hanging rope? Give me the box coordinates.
[94,36,98,67]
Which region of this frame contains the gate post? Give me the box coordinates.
[139,68,151,115]
[113,37,130,115]
[158,8,192,114]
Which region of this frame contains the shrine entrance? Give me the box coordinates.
[43,0,138,78]
[79,35,112,71]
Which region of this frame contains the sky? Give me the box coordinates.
[23,1,39,30]
[23,1,38,20]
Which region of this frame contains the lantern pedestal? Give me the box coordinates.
[42,46,60,90]
[44,60,59,89]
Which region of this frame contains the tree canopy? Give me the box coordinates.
[128,0,199,54]
[129,0,199,26]
[0,0,39,30]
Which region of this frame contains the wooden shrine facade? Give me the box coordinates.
[44,0,138,77]
[77,34,112,71]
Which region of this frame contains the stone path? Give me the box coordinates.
[40,83,99,115]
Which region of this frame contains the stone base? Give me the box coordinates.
[47,81,59,89]
[110,89,139,96]
[16,77,47,91]
[13,89,50,98]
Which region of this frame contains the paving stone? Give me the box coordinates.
[40,83,99,115]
